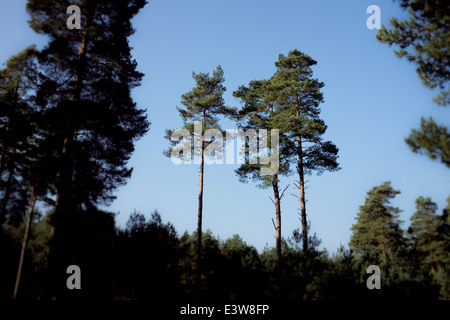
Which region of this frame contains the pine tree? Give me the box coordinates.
[377,0,449,106]
[349,181,405,262]
[0,46,49,299]
[233,78,290,268]
[164,65,235,295]
[437,196,450,298]
[405,117,450,168]
[0,46,41,230]
[26,0,150,298]
[409,197,449,276]
[271,49,340,252]
[377,0,450,168]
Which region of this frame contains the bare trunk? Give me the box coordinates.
[196,112,205,295]
[13,182,38,300]
[298,145,308,253]
[296,103,308,253]
[272,175,282,268]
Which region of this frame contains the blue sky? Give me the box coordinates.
[1,0,449,253]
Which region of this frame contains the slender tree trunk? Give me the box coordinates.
[272,175,282,268]
[196,112,205,296]
[298,143,308,253]
[296,102,308,253]
[13,181,38,300]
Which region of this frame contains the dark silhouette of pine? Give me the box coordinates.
[25,0,149,299]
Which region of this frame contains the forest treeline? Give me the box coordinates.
[1,0,449,300]
[1,183,450,300]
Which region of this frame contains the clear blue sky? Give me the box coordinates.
[1,0,449,253]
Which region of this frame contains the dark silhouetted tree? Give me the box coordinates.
[26,0,150,298]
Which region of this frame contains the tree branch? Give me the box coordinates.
[280,184,290,200]
[271,218,277,231]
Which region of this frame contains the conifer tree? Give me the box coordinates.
[272,49,340,252]
[405,117,450,168]
[409,197,450,275]
[0,46,47,299]
[26,0,150,298]
[377,0,450,168]
[377,0,449,106]
[0,46,41,230]
[349,181,405,262]
[164,66,235,292]
[233,78,290,268]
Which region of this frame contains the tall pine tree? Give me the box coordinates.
[233,78,290,268]
[272,49,340,252]
[26,0,150,298]
[164,66,235,295]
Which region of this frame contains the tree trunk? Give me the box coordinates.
[298,143,308,253]
[296,103,308,253]
[196,112,205,296]
[13,181,38,300]
[272,175,282,268]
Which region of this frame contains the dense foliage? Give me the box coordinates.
[1,194,449,300]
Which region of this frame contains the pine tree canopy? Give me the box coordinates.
[267,50,340,176]
[406,117,450,168]
[165,66,236,161]
[349,181,405,261]
[409,196,450,275]
[377,0,450,106]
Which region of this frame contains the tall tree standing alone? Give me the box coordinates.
[272,50,340,252]
[165,66,235,295]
